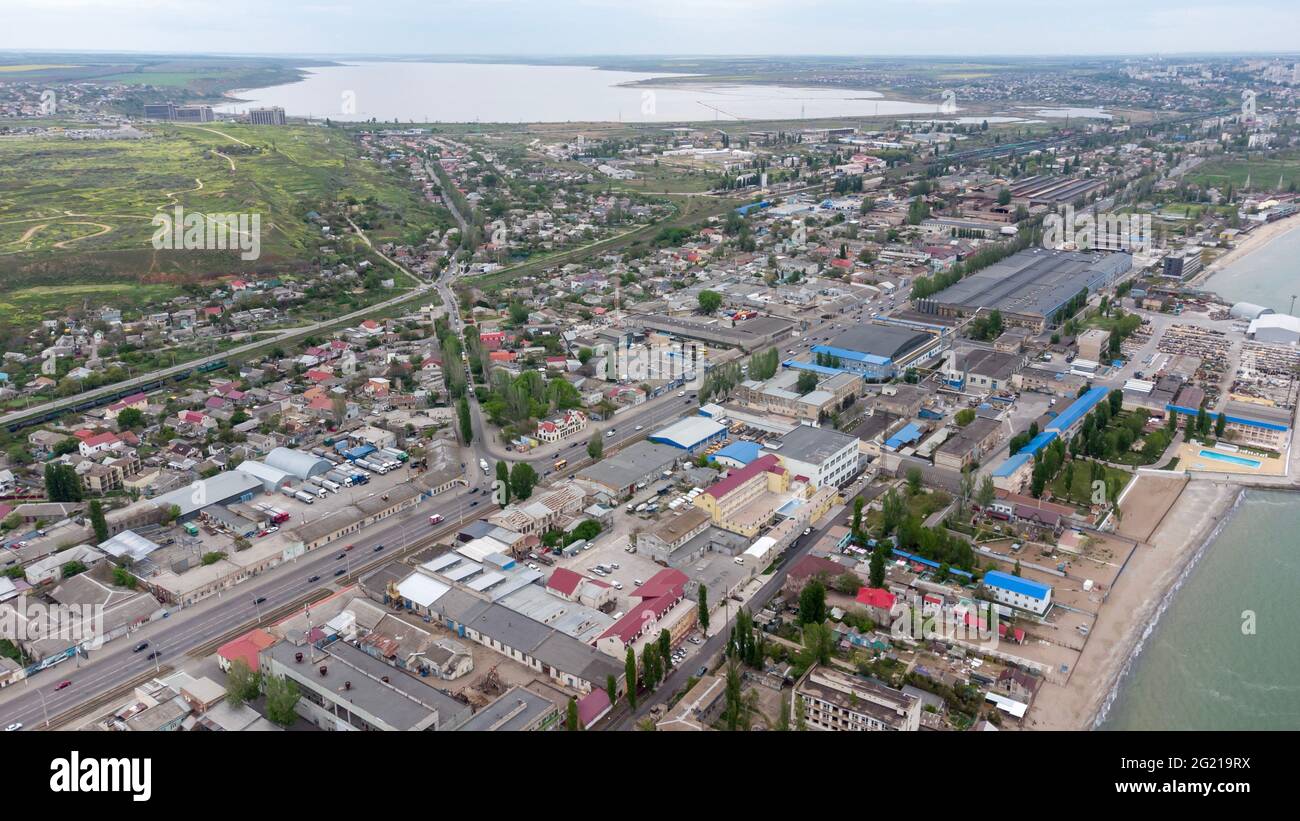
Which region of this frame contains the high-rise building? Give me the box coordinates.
[142,103,214,122]
[249,106,287,126]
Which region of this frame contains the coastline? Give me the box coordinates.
[1191,212,1300,291]
[1024,479,1243,730]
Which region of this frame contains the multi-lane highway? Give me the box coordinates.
[0,485,484,731]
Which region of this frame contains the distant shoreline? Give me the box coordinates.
[1192,211,1300,294]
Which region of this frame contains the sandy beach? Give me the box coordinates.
[1024,479,1243,730]
[1192,212,1300,289]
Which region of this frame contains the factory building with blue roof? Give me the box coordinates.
[989,386,1111,492]
[982,570,1053,615]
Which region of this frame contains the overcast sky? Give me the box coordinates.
[2,0,1298,57]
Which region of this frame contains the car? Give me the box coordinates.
[308,575,321,583]
[803,527,812,536]
[373,544,385,552]
[333,568,346,577]
[145,651,161,661]
[684,398,691,404]
[335,552,347,560]
[527,562,539,570]
[254,596,267,605]
[677,390,686,397]
[605,430,614,437]
[634,425,643,431]
[345,544,355,551]
[696,666,708,677]
[53,680,72,692]
[613,582,624,590]
[610,562,620,570]
[133,641,149,653]
[470,500,479,507]
[688,636,702,645]
[4,723,21,731]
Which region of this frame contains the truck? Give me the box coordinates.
[428,513,445,526]
[279,486,297,499]
[293,490,316,505]
[268,508,290,524]
[326,470,351,486]
[357,459,387,474]
[307,484,328,498]
[318,478,342,492]
[382,447,409,463]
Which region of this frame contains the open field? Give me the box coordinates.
[0,123,449,324]
[1184,150,1300,191]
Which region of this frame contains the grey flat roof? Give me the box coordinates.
[769,424,858,464]
[829,325,933,360]
[454,686,556,731]
[921,248,1130,320]
[955,348,1021,381]
[576,440,680,491]
[268,640,467,730]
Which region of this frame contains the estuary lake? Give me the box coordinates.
[218,61,947,123]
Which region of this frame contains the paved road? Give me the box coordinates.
[0,485,481,730]
[609,493,857,729]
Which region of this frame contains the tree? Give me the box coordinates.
[870,549,886,588]
[800,622,833,666]
[795,370,818,395]
[798,580,827,625]
[794,695,807,731]
[955,408,976,427]
[977,470,993,509]
[61,561,88,578]
[1108,388,1124,416]
[225,658,261,708]
[906,467,924,496]
[264,675,301,727]
[587,431,603,460]
[697,290,723,314]
[44,463,82,503]
[606,673,618,707]
[851,496,864,541]
[88,500,109,545]
[566,697,580,731]
[658,629,673,668]
[723,660,744,731]
[625,646,638,709]
[1215,411,1226,438]
[116,407,144,429]
[457,396,473,444]
[495,460,511,505]
[697,584,710,633]
[509,461,538,501]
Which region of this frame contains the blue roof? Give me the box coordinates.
[884,422,923,450]
[1165,404,1289,432]
[1045,386,1108,433]
[983,570,1052,600]
[891,549,973,579]
[710,441,762,465]
[992,452,1032,477]
[1022,430,1058,455]
[782,359,842,376]
[810,345,892,366]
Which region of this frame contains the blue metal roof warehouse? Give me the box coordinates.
[710,440,762,467]
[983,570,1052,600]
[1045,386,1109,434]
[649,416,727,452]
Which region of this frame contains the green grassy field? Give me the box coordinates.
[0,123,447,324]
[1185,151,1300,191]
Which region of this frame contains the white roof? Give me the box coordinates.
[985,691,1028,718]
[744,536,777,558]
[652,416,726,449]
[395,572,451,609]
[99,529,160,561]
[236,460,293,487]
[458,536,509,563]
[1249,313,1300,335]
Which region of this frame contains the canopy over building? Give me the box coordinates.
[265,447,333,480]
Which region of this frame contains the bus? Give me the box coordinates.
[553,458,567,470]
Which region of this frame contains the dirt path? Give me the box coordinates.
[213,150,237,171]
[173,124,252,148]
[52,222,112,248]
[158,177,204,210]
[16,223,48,243]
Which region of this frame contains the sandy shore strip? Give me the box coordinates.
[1192,212,1300,288]
[1024,479,1242,730]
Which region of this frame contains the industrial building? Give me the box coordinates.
[792,664,921,731]
[981,570,1053,616]
[764,425,860,489]
[1247,313,1300,345]
[811,324,941,381]
[649,416,728,453]
[574,440,681,498]
[627,313,794,352]
[915,248,1132,332]
[265,447,333,480]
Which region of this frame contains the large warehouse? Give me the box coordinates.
[1248,313,1300,345]
[811,324,941,381]
[265,447,333,480]
[649,416,728,453]
[915,248,1131,332]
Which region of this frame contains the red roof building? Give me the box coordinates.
[217,628,277,672]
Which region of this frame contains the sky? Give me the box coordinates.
[1,0,1298,57]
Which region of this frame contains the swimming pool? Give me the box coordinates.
[1198,449,1262,468]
